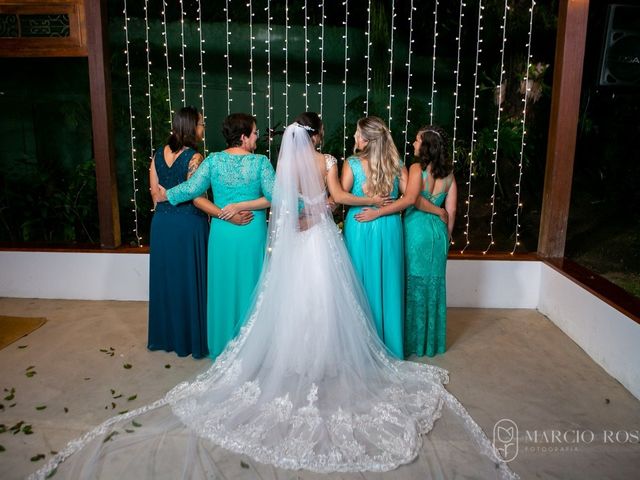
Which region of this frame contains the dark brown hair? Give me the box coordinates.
[167,106,200,153]
[293,112,323,140]
[222,113,256,147]
[416,125,452,179]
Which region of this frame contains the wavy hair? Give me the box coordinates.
[354,116,400,196]
[416,125,452,179]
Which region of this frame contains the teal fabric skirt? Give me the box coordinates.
[344,210,404,358]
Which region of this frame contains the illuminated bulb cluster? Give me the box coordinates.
[461,0,485,254]
[512,0,536,255]
[284,0,290,124]
[451,1,467,168]
[318,1,325,118]
[402,0,416,161]
[303,0,309,112]
[143,0,154,163]
[364,0,372,116]
[197,0,207,151]
[265,0,273,157]
[161,0,173,123]
[387,0,396,127]
[123,0,142,246]
[179,0,186,106]
[248,0,256,117]
[341,0,350,160]
[483,0,509,254]
[225,0,233,115]
[429,0,439,124]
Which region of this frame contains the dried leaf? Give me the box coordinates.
[45,467,57,478]
[64,407,68,413]
[0,404,4,411]
[127,395,137,402]
[8,403,15,408]
[10,421,24,434]
[113,394,122,399]
[103,431,119,443]
[0,424,6,434]
[0,445,5,452]
[110,389,115,395]
[100,349,108,353]
[26,366,35,371]
[17,345,28,349]
[118,410,129,415]
[123,364,132,370]
[125,429,134,433]
[164,364,171,369]
[50,450,58,455]
[36,405,47,411]
[26,371,37,378]
[111,402,116,409]
[240,460,249,469]
[30,453,45,462]
[3,393,14,401]
[84,377,91,381]
[132,420,142,428]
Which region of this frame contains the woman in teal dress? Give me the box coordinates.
[341,117,405,358]
[161,113,275,359]
[403,126,456,356]
[148,106,211,358]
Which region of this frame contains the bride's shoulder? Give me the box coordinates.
[323,153,337,171]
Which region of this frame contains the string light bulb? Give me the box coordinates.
[402,0,416,161]
[225,0,232,114]
[248,0,256,117]
[364,0,372,116]
[429,0,439,124]
[143,0,154,164]
[451,1,466,167]
[161,0,173,124]
[303,0,309,112]
[387,0,396,127]
[179,0,187,106]
[265,0,273,157]
[318,1,325,118]
[284,0,290,124]
[461,0,484,254]
[197,0,207,152]
[342,0,350,160]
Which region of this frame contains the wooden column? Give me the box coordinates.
[85,0,121,248]
[537,0,589,258]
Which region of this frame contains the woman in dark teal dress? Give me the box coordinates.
[147,106,212,358]
[161,113,275,359]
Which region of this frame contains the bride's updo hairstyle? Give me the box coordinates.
[293,112,324,143]
[354,116,401,197]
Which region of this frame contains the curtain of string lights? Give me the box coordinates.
[122,0,537,251]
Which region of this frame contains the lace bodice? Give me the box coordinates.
[167,151,276,207]
[154,147,205,216]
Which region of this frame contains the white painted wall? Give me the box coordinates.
[0,251,149,301]
[538,263,640,400]
[0,252,540,308]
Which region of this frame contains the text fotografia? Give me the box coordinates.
[493,419,639,462]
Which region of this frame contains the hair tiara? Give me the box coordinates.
[292,122,315,133]
[423,129,442,138]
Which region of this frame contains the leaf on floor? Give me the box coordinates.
[45,467,57,478]
[30,453,45,462]
[164,364,171,369]
[123,364,132,370]
[0,444,5,452]
[22,424,34,435]
[103,431,119,443]
[63,407,68,413]
[118,410,128,415]
[17,345,28,349]
[240,460,249,469]
[36,405,47,411]
[127,395,137,402]
[132,420,142,428]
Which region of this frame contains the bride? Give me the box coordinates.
[31,124,516,479]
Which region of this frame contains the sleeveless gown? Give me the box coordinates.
[166,152,275,359]
[148,147,209,358]
[404,170,452,357]
[343,156,404,358]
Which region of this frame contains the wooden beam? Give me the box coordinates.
[85,0,121,248]
[537,0,589,258]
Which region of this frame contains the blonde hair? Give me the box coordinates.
[354,116,401,196]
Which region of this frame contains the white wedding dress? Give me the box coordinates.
[31,125,517,479]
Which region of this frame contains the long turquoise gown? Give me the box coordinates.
[343,156,404,358]
[403,169,452,357]
[166,152,275,359]
[148,147,209,358]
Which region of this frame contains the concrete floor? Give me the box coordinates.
[0,298,638,480]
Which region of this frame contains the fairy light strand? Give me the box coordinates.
[484,0,509,254]
[161,0,173,125]
[123,0,142,246]
[303,0,309,111]
[461,0,484,254]
[387,0,396,127]
[429,0,439,123]
[451,0,466,168]
[197,0,207,152]
[512,0,536,255]
[248,0,255,117]
[143,0,154,161]
[284,0,290,124]
[265,0,273,157]
[342,0,350,160]
[402,0,415,160]
[225,0,232,114]
[319,0,325,118]
[364,0,372,116]
[178,0,186,106]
